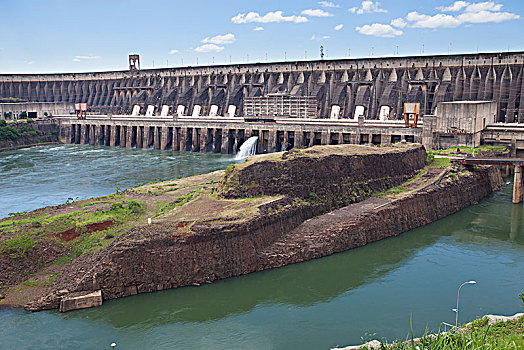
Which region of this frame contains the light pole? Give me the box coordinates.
[453,281,476,327]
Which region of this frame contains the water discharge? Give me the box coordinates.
[0,145,523,349]
[235,136,258,160]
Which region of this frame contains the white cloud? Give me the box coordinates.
[253,26,264,31]
[437,1,470,12]
[169,49,179,54]
[318,1,339,8]
[232,11,308,24]
[458,10,519,23]
[334,24,344,30]
[349,1,387,15]
[405,2,519,29]
[356,23,403,37]
[311,34,331,41]
[25,61,34,65]
[194,44,224,53]
[301,9,333,17]
[406,11,461,28]
[74,55,100,60]
[464,1,503,12]
[202,33,236,45]
[72,55,100,62]
[391,17,407,28]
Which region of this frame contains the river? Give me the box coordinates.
[0,145,523,349]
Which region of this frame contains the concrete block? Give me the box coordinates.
[59,290,102,312]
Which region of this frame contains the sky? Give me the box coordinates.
[0,0,523,73]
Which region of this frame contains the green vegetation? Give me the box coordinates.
[376,169,427,198]
[155,189,202,217]
[361,316,524,349]
[0,122,42,141]
[429,157,452,168]
[0,234,38,258]
[432,145,509,156]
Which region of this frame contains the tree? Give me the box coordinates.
[19,111,27,119]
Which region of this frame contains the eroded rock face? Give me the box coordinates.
[219,144,426,207]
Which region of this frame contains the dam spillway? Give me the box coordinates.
[2,51,524,122]
[57,117,422,154]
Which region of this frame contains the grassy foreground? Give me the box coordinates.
[358,315,524,350]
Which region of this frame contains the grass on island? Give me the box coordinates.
[432,145,509,156]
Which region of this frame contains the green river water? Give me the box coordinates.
[0,145,523,349]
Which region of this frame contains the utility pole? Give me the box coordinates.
[320,46,324,60]
[305,50,307,59]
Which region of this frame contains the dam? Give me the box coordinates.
[1,51,524,122]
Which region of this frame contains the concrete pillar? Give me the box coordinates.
[110,126,117,147]
[126,127,133,148]
[321,131,329,145]
[119,126,126,148]
[309,132,315,147]
[93,125,101,146]
[153,127,161,150]
[295,132,304,148]
[88,125,95,146]
[213,129,221,153]
[135,126,142,148]
[160,126,169,150]
[381,134,392,144]
[192,128,199,152]
[79,125,87,144]
[104,125,110,146]
[200,128,208,153]
[221,129,230,154]
[513,164,523,204]
[267,130,277,153]
[173,128,180,151]
[505,164,511,178]
[142,126,150,149]
[350,133,359,144]
[179,127,188,151]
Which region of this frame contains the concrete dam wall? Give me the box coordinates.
[2,52,524,122]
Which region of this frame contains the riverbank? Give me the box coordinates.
[0,119,59,151]
[0,143,504,312]
[337,312,524,349]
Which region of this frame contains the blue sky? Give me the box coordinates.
[1,0,523,73]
